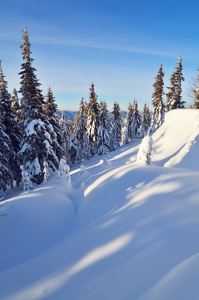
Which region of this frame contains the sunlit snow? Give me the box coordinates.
[0,109,199,300]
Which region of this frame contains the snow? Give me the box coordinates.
[0,109,199,299]
[152,109,199,165]
[25,119,45,136]
[137,135,153,164]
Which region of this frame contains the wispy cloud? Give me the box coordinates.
[0,33,18,41]
[31,36,175,58]
[0,31,175,58]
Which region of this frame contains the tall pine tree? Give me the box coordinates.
[151,64,165,132]
[97,100,111,155]
[59,112,73,162]
[45,86,63,162]
[140,103,151,138]
[18,28,60,184]
[132,99,142,139]
[73,97,90,162]
[110,102,122,151]
[166,55,185,111]
[86,82,100,156]
[0,61,21,187]
[126,102,134,142]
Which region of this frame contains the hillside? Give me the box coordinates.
[56,110,127,122]
[56,110,77,121]
[0,109,199,300]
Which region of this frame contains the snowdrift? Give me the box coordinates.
[0,109,199,300]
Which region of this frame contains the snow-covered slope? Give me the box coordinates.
[152,109,199,168]
[0,109,199,300]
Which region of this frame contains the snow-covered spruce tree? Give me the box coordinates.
[86,82,100,156]
[59,111,73,162]
[97,100,111,155]
[18,28,60,184]
[165,72,176,112]
[137,134,153,165]
[126,102,134,143]
[73,97,90,163]
[68,133,78,164]
[140,103,151,138]
[193,68,199,109]
[166,54,185,111]
[0,61,21,187]
[121,123,128,145]
[175,54,185,108]
[110,101,122,151]
[44,86,63,162]
[151,64,165,132]
[132,99,142,139]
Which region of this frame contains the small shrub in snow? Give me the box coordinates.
[80,163,86,175]
[100,157,111,166]
[58,159,71,181]
[137,135,153,165]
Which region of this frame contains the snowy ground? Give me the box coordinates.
[0,109,199,300]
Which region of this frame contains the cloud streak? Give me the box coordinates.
[0,31,175,58]
[31,36,175,58]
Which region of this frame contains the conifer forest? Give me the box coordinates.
[0,28,198,192]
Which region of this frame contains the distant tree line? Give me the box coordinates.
[0,28,198,191]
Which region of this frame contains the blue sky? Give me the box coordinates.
[1,0,199,110]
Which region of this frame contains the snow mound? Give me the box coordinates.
[138,253,199,300]
[0,178,76,271]
[152,109,199,168]
[137,135,153,165]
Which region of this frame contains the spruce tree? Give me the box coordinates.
[110,102,122,151]
[18,28,60,184]
[140,103,151,138]
[45,86,63,162]
[68,133,78,164]
[166,55,185,111]
[0,61,21,187]
[166,72,176,112]
[126,102,134,142]
[86,82,100,156]
[59,112,73,162]
[151,64,165,131]
[175,54,185,108]
[73,97,90,162]
[132,99,142,139]
[97,100,111,155]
